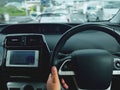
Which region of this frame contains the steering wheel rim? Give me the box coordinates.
[51,24,120,89]
[51,24,120,63]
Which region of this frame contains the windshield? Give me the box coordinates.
[0,0,120,24]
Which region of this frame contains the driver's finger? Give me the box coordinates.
[51,66,59,83]
[61,78,69,89]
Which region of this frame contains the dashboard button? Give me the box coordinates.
[115,61,120,69]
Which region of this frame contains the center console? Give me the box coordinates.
[7,82,46,90]
[2,34,50,90]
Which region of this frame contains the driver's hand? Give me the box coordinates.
[47,66,69,90]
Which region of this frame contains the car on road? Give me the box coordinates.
[53,8,68,14]
[86,5,103,21]
[37,12,70,23]
[0,13,9,23]
[30,12,41,21]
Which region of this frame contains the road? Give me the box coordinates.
[6,16,33,24]
[2,8,119,24]
[70,13,87,23]
[6,13,87,24]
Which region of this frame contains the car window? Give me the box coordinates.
[0,0,120,24]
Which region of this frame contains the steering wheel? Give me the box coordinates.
[51,24,120,90]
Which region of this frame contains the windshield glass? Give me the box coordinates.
[0,0,120,24]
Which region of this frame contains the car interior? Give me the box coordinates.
[0,1,120,90]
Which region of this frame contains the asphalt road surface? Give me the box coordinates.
[70,13,87,23]
[6,13,87,24]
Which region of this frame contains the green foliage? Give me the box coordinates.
[0,6,26,16]
[30,5,36,12]
[40,5,45,12]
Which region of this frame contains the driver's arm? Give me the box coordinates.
[47,66,69,90]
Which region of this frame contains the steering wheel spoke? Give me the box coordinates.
[58,59,75,76]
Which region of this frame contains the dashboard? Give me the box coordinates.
[0,23,120,90]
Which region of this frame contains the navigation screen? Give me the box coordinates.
[6,50,39,67]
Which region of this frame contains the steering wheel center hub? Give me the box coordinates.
[71,49,113,89]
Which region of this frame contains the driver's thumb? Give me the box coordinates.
[51,66,59,83]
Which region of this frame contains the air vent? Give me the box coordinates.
[5,35,44,47]
[26,35,42,46]
[5,36,23,46]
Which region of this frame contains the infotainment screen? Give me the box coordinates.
[6,50,39,67]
